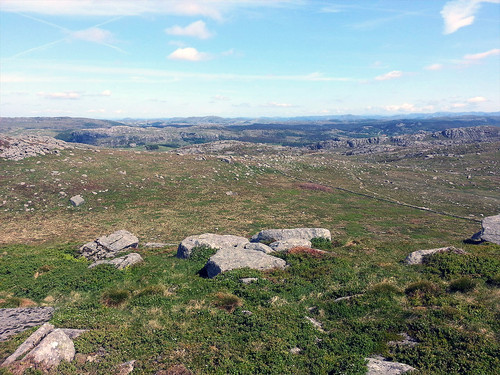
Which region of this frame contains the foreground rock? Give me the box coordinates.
[366,357,415,374]
[177,233,249,259]
[88,253,143,270]
[471,214,500,245]
[80,230,139,261]
[0,307,54,342]
[203,248,287,278]
[70,195,85,207]
[251,228,331,243]
[405,246,466,265]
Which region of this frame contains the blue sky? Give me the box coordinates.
[0,0,499,118]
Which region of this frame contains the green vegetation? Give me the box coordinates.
[0,141,499,374]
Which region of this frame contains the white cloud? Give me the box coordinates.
[166,20,214,40]
[101,90,112,96]
[451,102,467,108]
[375,70,403,81]
[213,95,229,101]
[467,96,487,103]
[168,47,211,61]
[463,48,500,60]
[424,63,444,71]
[265,102,294,108]
[71,28,114,43]
[37,91,81,100]
[441,0,500,34]
[384,103,416,112]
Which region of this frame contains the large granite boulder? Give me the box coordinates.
[269,239,312,252]
[472,214,500,245]
[405,246,466,265]
[251,228,331,243]
[203,248,287,278]
[366,357,415,374]
[177,233,249,259]
[0,307,54,342]
[88,253,143,270]
[80,230,139,261]
[21,329,75,370]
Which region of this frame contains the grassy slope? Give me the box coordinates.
[0,143,499,374]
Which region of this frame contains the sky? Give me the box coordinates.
[0,0,499,118]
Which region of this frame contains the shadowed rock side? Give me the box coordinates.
[476,214,500,245]
[0,308,54,342]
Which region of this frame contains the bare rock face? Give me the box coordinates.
[479,214,500,245]
[243,242,274,254]
[366,357,415,374]
[88,253,143,270]
[80,230,139,261]
[203,248,287,278]
[177,233,249,259]
[0,135,72,161]
[405,246,466,265]
[21,329,75,370]
[0,307,55,342]
[251,228,331,243]
[269,239,312,252]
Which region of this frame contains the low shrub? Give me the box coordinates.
[288,246,326,258]
[448,277,476,293]
[368,282,402,296]
[311,237,341,250]
[188,246,218,262]
[101,288,130,307]
[213,292,242,313]
[487,274,500,287]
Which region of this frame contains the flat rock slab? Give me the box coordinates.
[366,357,415,374]
[204,248,287,278]
[177,233,249,259]
[480,214,500,245]
[0,307,55,342]
[80,230,139,261]
[269,239,312,252]
[22,329,75,370]
[251,228,331,243]
[405,246,466,265]
[88,253,143,270]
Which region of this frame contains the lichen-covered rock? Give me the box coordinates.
[0,307,55,342]
[177,233,249,259]
[203,248,287,278]
[88,253,143,270]
[79,230,139,261]
[251,228,331,243]
[366,357,415,374]
[269,239,312,252]
[405,246,466,265]
[479,214,500,245]
[22,329,75,370]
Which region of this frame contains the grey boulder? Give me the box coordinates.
[243,242,274,254]
[405,246,466,265]
[69,195,84,207]
[22,329,75,370]
[269,238,312,252]
[478,214,500,245]
[251,228,331,243]
[177,233,249,259]
[366,357,415,374]
[203,248,287,278]
[0,307,55,342]
[80,230,139,261]
[88,253,143,270]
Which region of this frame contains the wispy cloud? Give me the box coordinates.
[424,63,444,71]
[467,96,487,103]
[71,28,114,43]
[166,20,214,40]
[441,0,500,34]
[463,48,500,60]
[168,47,212,61]
[384,103,416,112]
[37,91,81,100]
[375,70,403,81]
[264,102,295,108]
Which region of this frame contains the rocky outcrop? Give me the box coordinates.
[471,214,500,245]
[405,246,466,265]
[177,233,249,259]
[365,357,415,374]
[0,135,73,161]
[80,230,139,261]
[88,253,143,270]
[251,228,331,243]
[0,307,55,342]
[203,248,287,278]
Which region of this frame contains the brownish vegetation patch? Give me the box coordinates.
[288,246,327,258]
[297,182,333,193]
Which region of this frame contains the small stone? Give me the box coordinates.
[240,277,259,284]
[365,357,415,374]
[405,246,466,265]
[70,195,84,207]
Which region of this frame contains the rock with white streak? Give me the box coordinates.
[21,329,75,370]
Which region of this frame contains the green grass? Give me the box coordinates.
[0,143,499,374]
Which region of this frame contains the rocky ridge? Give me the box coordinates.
[0,135,75,161]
